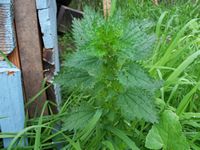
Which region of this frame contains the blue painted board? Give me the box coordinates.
[0,61,25,148]
[37,3,56,49]
[36,0,61,106]
[0,0,12,3]
[36,0,50,9]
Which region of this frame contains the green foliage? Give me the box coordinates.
[140,1,200,149]
[145,110,190,150]
[56,6,161,149]
[62,104,95,131]
[57,7,159,124]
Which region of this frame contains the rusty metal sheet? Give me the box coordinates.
[0,0,16,58]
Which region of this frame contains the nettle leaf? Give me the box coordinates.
[118,63,161,91]
[65,51,104,77]
[117,88,158,123]
[62,105,95,131]
[145,110,190,150]
[57,68,96,90]
[119,21,156,61]
[72,7,103,50]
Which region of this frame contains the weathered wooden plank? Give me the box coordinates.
[37,6,54,48]
[0,0,16,56]
[0,61,25,147]
[37,0,57,49]
[14,0,48,117]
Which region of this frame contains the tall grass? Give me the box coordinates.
[141,1,200,148]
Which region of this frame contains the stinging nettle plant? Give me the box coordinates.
[57,7,161,148]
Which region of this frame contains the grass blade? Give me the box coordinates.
[102,140,115,150]
[176,81,200,115]
[80,109,102,141]
[107,127,139,150]
[34,101,49,150]
[167,50,200,84]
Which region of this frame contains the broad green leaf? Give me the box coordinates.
[65,51,104,76]
[119,21,156,61]
[62,105,95,131]
[145,126,163,149]
[145,110,190,150]
[117,88,157,123]
[72,7,103,50]
[57,68,96,90]
[118,63,161,91]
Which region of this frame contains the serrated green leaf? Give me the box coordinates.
[118,63,161,91]
[62,105,95,131]
[119,21,156,61]
[65,51,104,76]
[72,7,104,53]
[56,68,96,90]
[145,110,190,150]
[117,88,158,123]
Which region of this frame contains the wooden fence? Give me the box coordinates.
[0,0,60,147]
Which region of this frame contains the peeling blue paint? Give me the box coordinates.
[36,0,50,9]
[36,0,61,106]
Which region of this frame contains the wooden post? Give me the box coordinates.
[0,61,25,147]
[14,0,48,117]
[103,0,111,17]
